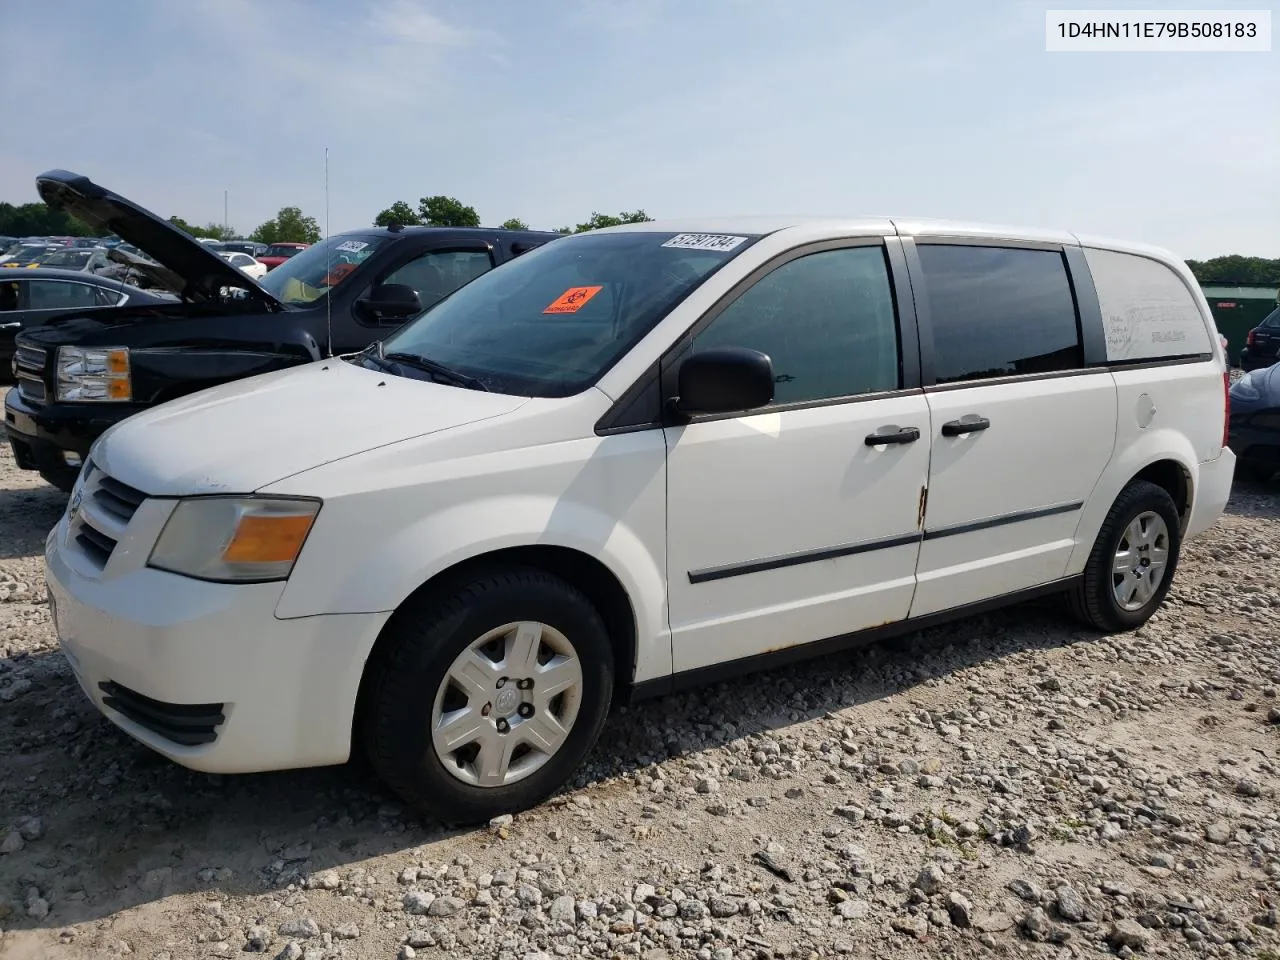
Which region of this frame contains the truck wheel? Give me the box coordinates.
[1069,480,1181,632]
[40,465,81,494]
[360,567,614,824]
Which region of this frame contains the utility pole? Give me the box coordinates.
[223,189,229,238]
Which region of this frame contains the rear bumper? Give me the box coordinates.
[4,386,143,471]
[1240,349,1278,372]
[1185,449,1236,541]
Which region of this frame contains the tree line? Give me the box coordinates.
[2,199,1274,284]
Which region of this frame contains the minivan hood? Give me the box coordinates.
[90,360,529,495]
[35,169,285,312]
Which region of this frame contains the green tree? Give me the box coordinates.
[500,217,529,231]
[373,201,422,228]
[557,209,654,234]
[417,195,480,228]
[168,217,236,241]
[0,201,95,237]
[1185,255,1280,285]
[250,206,322,245]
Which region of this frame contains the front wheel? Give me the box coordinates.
[1069,480,1182,632]
[360,568,614,824]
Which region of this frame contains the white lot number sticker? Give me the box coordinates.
[662,233,748,252]
[335,240,368,253]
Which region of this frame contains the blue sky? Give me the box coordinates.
[0,0,1274,258]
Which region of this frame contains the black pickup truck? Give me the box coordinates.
[5,170,561,490]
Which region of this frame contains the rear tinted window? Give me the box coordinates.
[1083,248,1212,361]
[916,244,1082,384]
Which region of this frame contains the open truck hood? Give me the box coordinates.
[36,169,285,312]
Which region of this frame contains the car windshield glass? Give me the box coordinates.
[1262,306,1280,329]
[259,235,385,305]
[377,230,761,398]
[9,245,49,260]
[38,249,92,268]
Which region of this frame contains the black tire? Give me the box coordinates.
[1236,461,1275,484]
[359,567,614,824]
[1068,480,1181,633]
[40,465,80,494]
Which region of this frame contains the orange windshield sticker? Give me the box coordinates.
[543,285,603,314]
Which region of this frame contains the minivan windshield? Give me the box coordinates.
[259,235,387,305]
[374,230,761,397]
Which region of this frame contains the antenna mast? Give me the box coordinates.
[324,146,332,358]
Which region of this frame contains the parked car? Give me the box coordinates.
[257,242,308,271]
[1228,361,1280,481]
[1239,305,1280,372]
[35,246,113,275]
[40,217,1235,822]
[220,250,268,280]
[4,168,560,491]
[0,269,170,373]
[221,240,267,258]
[0,243,57,268]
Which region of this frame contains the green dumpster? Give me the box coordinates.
[1201,284,1280,366]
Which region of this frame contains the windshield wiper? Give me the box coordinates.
[383,351,490,392]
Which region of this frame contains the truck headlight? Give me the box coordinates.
[148,497,321,583]
[56,346,131,402]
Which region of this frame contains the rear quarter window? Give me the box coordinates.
[1083,248,1213,362]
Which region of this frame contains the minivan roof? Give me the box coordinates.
[587,217,1184,263]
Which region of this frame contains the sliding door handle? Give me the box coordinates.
[865,425,921,446]
[941,414,990,437]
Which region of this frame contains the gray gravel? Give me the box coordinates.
[1,440,1279,959]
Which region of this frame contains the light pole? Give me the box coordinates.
[224,190,229,239]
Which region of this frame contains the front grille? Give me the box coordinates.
[68,463,148,570]
[98,681,225,746]
[13,344,47,373]
[16,377,46,403]
[13,345,48,406]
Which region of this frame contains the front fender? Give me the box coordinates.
[276,490,671,683]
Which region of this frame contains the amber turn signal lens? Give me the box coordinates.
[223,513,317,564]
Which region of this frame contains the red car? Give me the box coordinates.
[256,242,309,271]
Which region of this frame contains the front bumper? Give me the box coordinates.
[45,503,392,774]
[5,385,144,473]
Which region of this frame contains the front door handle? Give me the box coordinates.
[942,414,990,437]
[865,425,921,446]
[0,322,21,330]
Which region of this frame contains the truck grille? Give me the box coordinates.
[69,462,148,569]
[13,345,47,406]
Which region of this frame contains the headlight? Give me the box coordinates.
[148,497,321,583]
[56,346,131,402]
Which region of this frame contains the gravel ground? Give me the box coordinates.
[1,440,1279,960]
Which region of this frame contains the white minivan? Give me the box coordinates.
[44,218,1235,822]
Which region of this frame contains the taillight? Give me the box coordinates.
[1223,371,1230,448]
[1247,329,1257,347]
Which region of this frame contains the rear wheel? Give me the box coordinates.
[360,567,614,823]
[1069,480,1181,632]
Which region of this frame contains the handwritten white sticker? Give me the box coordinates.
[335,240,368,253]
[661,233,748,252]
[1084,247,1212,362]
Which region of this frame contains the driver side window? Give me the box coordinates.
[382,250,493,314]
[692,245,901,405]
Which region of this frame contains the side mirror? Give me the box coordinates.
[673,346,775,416]
[355,283,422,323]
